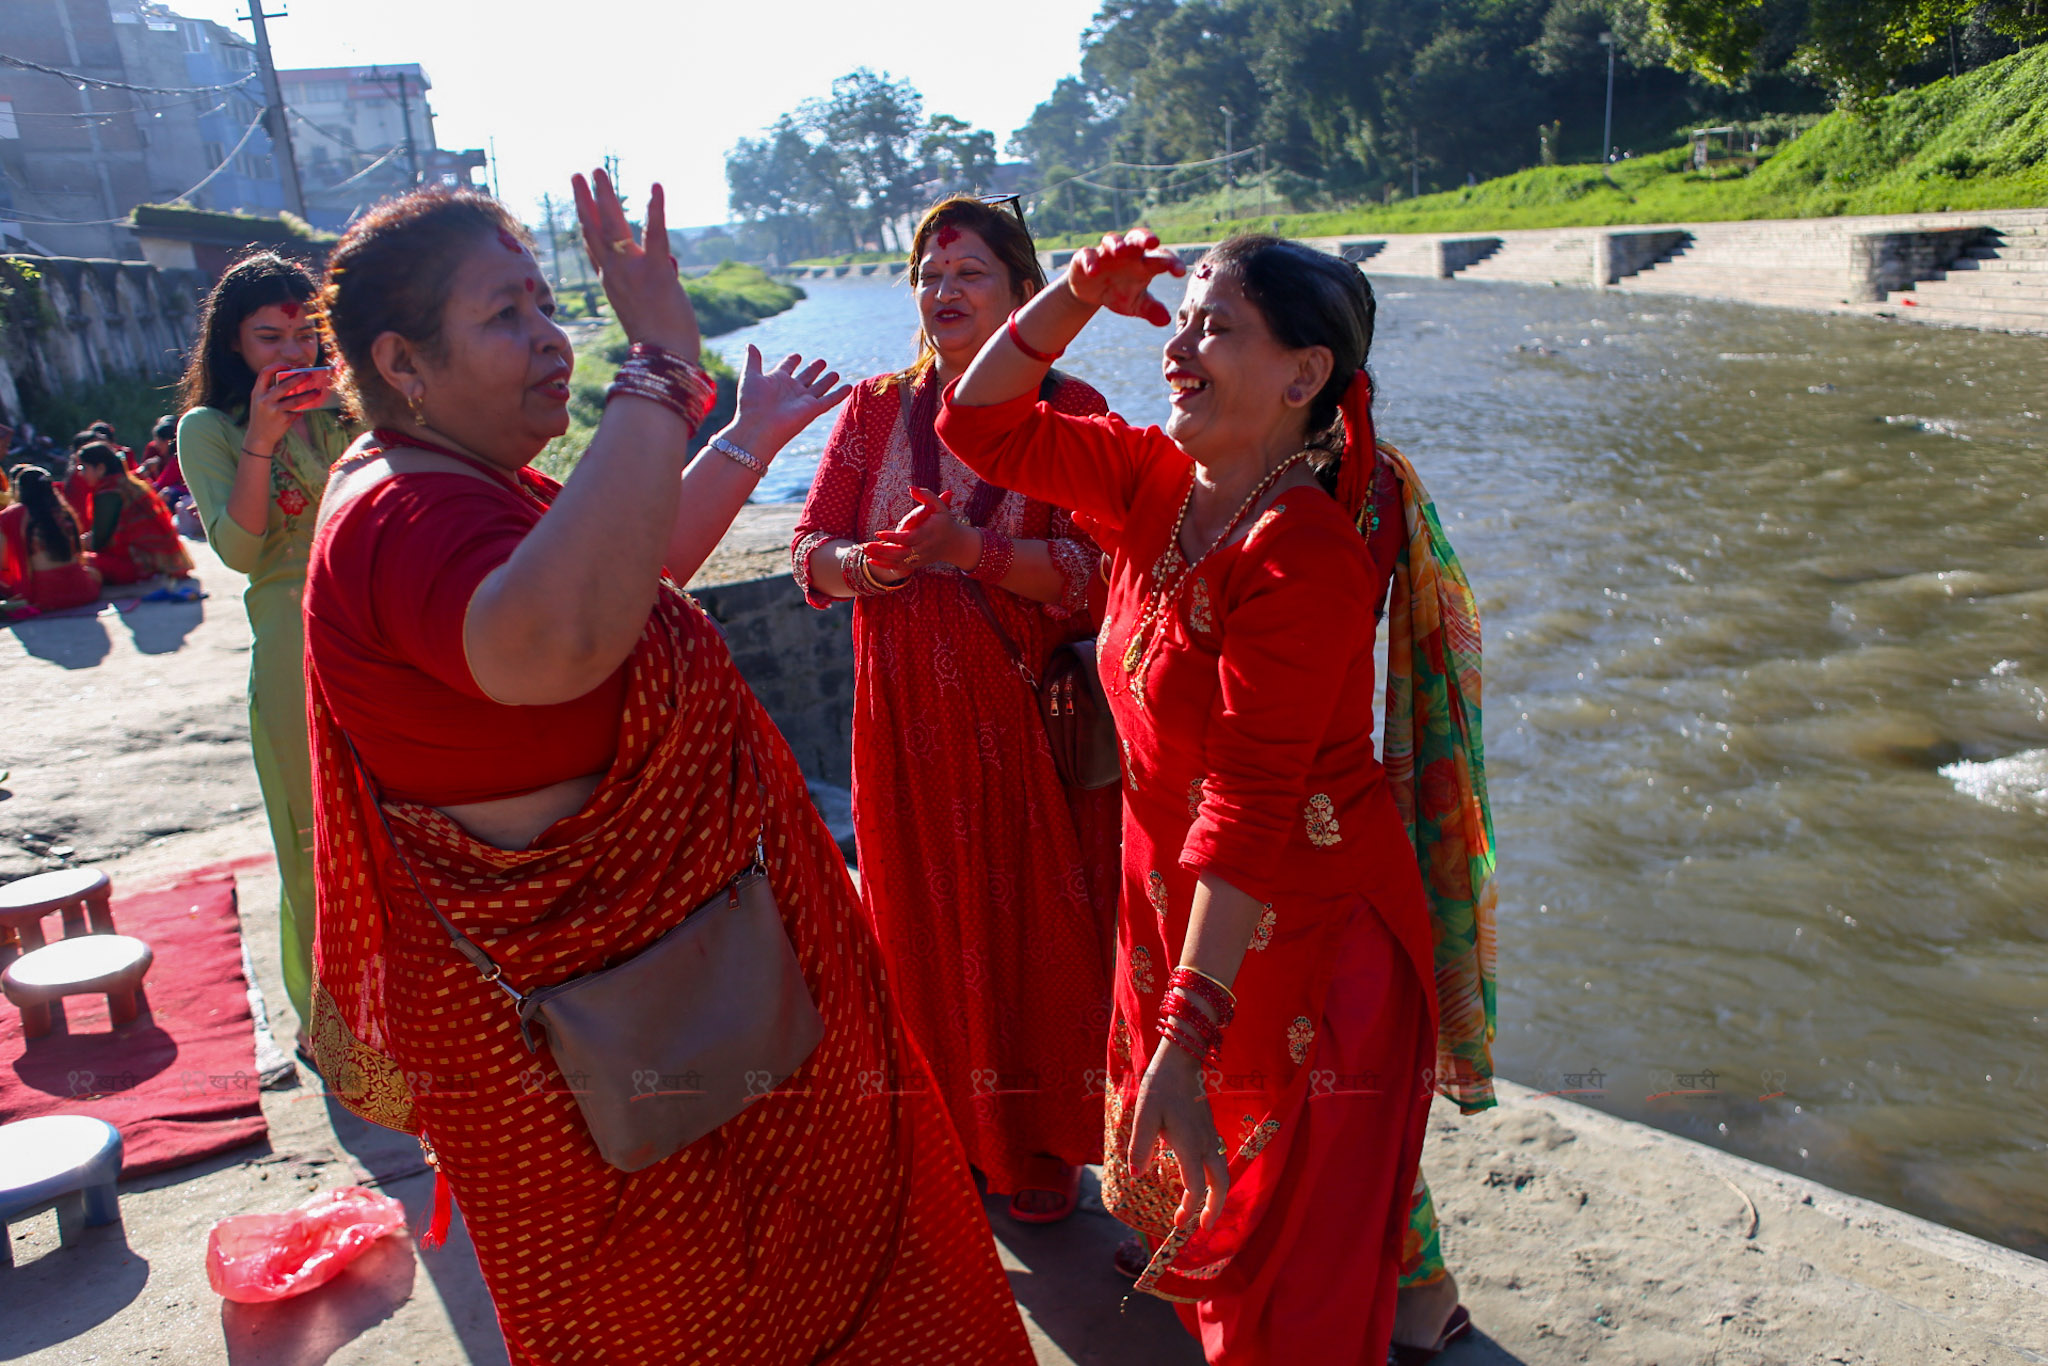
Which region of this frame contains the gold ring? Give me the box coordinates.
[609,238,635,254]
[906,551,920,566]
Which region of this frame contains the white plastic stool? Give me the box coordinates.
[2,934,153,1040]
[0,1115,124,1266]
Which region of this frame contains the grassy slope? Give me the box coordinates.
[1038,42,2048,245]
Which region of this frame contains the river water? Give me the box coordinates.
[712,274,2048,1258]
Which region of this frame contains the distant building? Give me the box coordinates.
[0,0,284,259]
[277,64,486,230]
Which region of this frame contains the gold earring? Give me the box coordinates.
[407,390,428,427]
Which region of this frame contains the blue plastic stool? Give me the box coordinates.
[0,1115,124,1266]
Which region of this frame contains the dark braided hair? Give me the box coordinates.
[10,466,82,563]
[1198,235,1377,499]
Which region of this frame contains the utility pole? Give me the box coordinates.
[365,66,420,187]
[1221,106,1234,222]
[1599,31,1617,167]
[488,137,501,199]
[1411,126,1420,199]
[542,192,562,289]
[239,1,307,217]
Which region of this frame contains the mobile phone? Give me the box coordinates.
[275,365,340,409]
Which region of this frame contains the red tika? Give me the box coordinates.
[303,451,1033,1366]
[940,387,1437,1366]
[791,373,1121,1196]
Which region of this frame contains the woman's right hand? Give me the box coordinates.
[1065,229,1185,326]
[572,168,701,362]
[243,361,323,455]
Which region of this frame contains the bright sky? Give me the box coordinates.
[168,0,1105,228]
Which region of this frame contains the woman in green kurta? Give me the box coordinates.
[178,252,356,1043]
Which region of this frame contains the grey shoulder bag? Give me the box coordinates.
[345,736,824,1173]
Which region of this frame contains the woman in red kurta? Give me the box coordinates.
[304,181,1031,1365]
[74,442,193,585]
[940,232,1439,1364]
[791,195,1119,1221]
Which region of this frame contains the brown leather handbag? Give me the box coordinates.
[350,738,824,1173]
[964,582,1121,791]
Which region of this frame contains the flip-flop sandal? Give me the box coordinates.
[1007,1156,1082,1224]
[1388,1304,1472,1366]
[1112,1232,1150,1280]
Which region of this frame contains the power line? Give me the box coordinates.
[2,106,269,226]
[0,49,258,96]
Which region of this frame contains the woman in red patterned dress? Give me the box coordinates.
[302,180,1032,1365]
[790,195,1119,1221]
[940,232,1440,1365]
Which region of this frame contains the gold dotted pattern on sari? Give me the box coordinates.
[1287,1016,1316,1065]
[1248,907,1276,953]
[1130,944,1157,996]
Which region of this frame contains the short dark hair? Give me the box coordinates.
[76,441,128,480]
[318,187,533,423]
[1200,235,1377,489]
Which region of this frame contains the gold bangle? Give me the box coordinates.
[859,556,905,593]
[1180,965,1238,1006]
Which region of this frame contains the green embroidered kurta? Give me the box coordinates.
[179,405,354,1032]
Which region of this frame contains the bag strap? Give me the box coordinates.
[961,578,1037,692]
[334,724,771,1017]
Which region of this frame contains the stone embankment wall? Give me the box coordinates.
[0,255,208,425]
[692,574,856,791]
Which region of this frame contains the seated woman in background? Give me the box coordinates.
[941,231,1496,1365]
[303,180,1032,1364]
[74,441,193,585]
[0,466,101,613]
[141,416,181,490]
[790,193,1119,1223]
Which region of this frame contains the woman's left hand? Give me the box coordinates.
[1128,1043,1230,1233]
[725,345,851,458]
[864,488,980,575]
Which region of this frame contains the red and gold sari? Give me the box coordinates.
[305,462,1032,1365]
[88,476,193,584]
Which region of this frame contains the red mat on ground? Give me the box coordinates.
[0,875,268,1176]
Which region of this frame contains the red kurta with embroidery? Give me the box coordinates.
[791,373,1121,1195]
[304,443,1033,1366]
[939,387,1437,1366]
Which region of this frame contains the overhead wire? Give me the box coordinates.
[0,49,258,96]
[2,105,270,226]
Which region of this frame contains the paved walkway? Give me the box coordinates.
[4,547,2044,1364]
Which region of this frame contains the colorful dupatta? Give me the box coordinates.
[1374,442,1498,1114]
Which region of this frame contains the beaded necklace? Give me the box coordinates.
[1120,450,1310,707]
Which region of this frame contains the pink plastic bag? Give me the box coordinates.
[205,1185,409,1303]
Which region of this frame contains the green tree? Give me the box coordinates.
[806,69,926,250]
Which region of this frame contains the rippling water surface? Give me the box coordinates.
[714,275,2048,1255]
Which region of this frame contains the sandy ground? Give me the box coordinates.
[4,542,2045,1365]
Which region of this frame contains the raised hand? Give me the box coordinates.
[571,168,700,360]
[729,346,851,457]
[1066,229,1186,327]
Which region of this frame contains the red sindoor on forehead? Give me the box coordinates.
[934,224,961,249]
[279,300,301,318]
[497,228,526,256]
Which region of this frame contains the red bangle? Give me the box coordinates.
[969,527,1014,584]
[1168,967,1236,1028]
[1006,310,1063,365]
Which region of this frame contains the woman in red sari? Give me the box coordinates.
[941,232,1443,1364]
[790,195,1119,1221]
[0,466,101,613]
[73,442,194,585]
[302,180,1031,1365]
